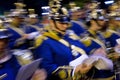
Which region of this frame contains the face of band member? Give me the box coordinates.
[12,16,24,25]
[89,20,100,30]
[29,18,39,24]
[55,21,70,32]
[97,20,106,26]
[0,39,8,53]
[71,11,81,20]
[96,20,108,30]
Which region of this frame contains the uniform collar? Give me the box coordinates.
[88,29,97,37]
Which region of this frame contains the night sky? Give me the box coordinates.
[0,0,71,15]
[0,0,109,15]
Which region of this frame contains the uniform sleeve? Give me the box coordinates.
[81,38,101,55]
[24,25,38,33]
[9,36,26,49]
[109,33,120,47]
[7,29,25,49]
[8,55,21,78]
[70,22,86,36]
[34,42,75,79]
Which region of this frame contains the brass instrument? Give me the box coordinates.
[49,0,62,14]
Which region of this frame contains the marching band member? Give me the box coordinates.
[34,1,114,79]
[0,29,47,80]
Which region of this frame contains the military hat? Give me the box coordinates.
[8,2,27,18]
[13,2,27,13]
[7,11,26,19]
[90,15,108,21]
[97,15,108,21]
[87,9,108,21]
[28,9,35,14]
[55,15,70,23]
[27,8,39,18]
[70,7,81,12]
[69,2,76,6]
[14,2,26,9]
[107,11,120,21]
[28,14,39,18]
[49,0,70,23]
[41,6,50,16]
[50,8,70,23]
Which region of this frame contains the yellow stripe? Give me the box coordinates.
[8,26,25,36]
[44,31,86,55]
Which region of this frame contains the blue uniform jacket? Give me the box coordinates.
[26,23,44,31]
[70,21,86,36]
[34,32,100,76]
[7,25,37,49]
[34,31,115,79]
[0,55,21,80]
[104,33,120,47]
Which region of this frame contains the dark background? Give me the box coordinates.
[0,0,113,15]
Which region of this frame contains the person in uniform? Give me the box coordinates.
[96,18,120,80]
[0,29,47,80]
[4,2,41,65]
[6,2,38,50]
[6,12,38,49]
[86,14,120,80]
[34,1,115,79]
[0,29,21,80]
[34,14,94,80]
[26,9,44,33]
[68,3,87,37]
[108,16,120,34]
[85,16,107,48]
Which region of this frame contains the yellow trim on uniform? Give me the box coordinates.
[109,25,116,31]
[108,29,120,35]
[102,31,112,38]
[52,66,74,79]
[58,70,68,79]
[43,30,61,40]
[35,31,61,47]
[81,37,92,47]
[44,31,87,55]
[35,35,47,47]
[88,30,97,37]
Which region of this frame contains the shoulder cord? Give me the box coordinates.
[7,25,25,36]
[44,31,86,56]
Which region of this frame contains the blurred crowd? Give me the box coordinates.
[1,0,120,80]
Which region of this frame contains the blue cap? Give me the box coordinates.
[8,10,27,18]
[97,16,108,21]
[50,15,70,23]
[50,7,70,23]
[58,16,70,23]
